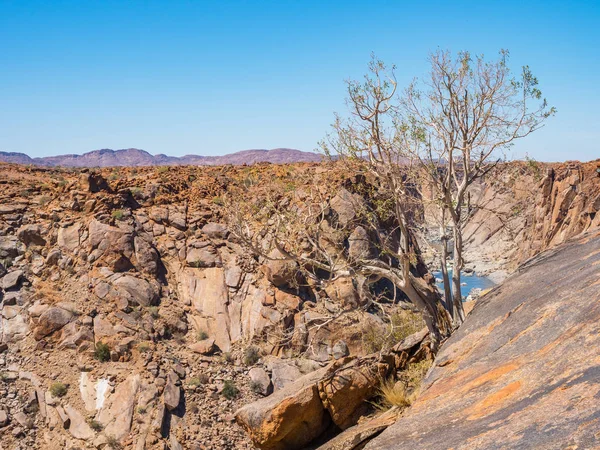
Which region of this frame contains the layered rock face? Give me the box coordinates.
[366,229,600,449]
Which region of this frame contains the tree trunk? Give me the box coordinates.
[440,235,453,317]
[403,275,451,350]
[451,227,466,325]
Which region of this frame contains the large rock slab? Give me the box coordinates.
[96,374,140,441]
[235,366,330,450]
[366,230,600,449]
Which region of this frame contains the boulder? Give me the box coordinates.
[97,374,140,441]
[133,235,159,275]
[0,410,8,427]
[64,404,94,440]
[263,249,298,288]
[189,339,216,355]
[331,340,350,360]
[163,371,181,411]
[202,222,229,239]
[235,366,330,450]
[2,270,23,290]
[248,368,272,396]
[17,224,46,246]
[348,226,373,260]
[57,223,81,251]
[271,361,302,391]
[186,242,221,268]
[33,306,74,340]
[318,356,392,429]
[113,275,160,307]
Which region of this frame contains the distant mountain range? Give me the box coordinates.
[0,148,324,167]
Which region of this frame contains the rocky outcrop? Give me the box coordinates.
[366,230,600,449]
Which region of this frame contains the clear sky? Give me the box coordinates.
[0,0,598,161]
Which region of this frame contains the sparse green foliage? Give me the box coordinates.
[111,209,124,221]
[196,330,208,341]
[137,342,151,353]
[94,342,111,362]
[223,352,234,364]
[221,380,239,399]
[148,306,159,319]
[243,346,260,366]
[250,381,264,394]
[88,418,103,431]
[105,435,121,449]
[136,406,147,414]
[49,382,68,397]
[362,310,425,353]
[212,196,224,206]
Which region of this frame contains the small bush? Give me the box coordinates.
[88,418,103,431]
[49,382,68,397]
[136,406,146,414]
[243,346,260,366]
[223,352,234,364]
[362,310,425,353]
[148,306,159,319]
[157,166,169,174]
[250,380,264,394]
[212,196,224,206]
[221,380,239,400]
[94,342,111,362]
[188,401,199,414]
[105,435,121,449]
[377,378,412,410]
[111,209,124,221]
[138,342,151,353]
[188,373,210,386]
[197,330,208,341]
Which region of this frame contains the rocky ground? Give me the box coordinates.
[0,159,598,450]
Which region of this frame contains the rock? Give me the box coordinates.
[348,225,372,260]
[318,407,401,450]
[58,223,81,251]
[202,222,229,239]
[330,188,362,226]
[318,356,392,430]
[0,410,8,427]
[235,366,330,450]
[365,231,600,450]
[263,249,298,288]
[163,371,181,411]
[189,339,216,355]
[271,361,302,391]
[33,306,74,340]
[97,374,140,441]
[331,340,349,360]
[325,278,361,308]
[186,242,221,268]
[113,275,159,307]
[80,172,111,193]
[56,405,70,428]
[13,411,33,429]
[179,267,231,352]
[65,404,95,440]
[17,224,46,246]
[2,270,23,290]
[134,235,159,275]
[248,368,271,396]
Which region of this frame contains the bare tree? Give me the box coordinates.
[317,57,452,345]
[402,49,555,325]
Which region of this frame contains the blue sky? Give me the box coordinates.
[0,0,598,161]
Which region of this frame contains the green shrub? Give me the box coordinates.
[243,346,260,366]
[148,306,159,319]
[94,342,111,362]
[49,382,68,397]
[136,406,146,414]
[88,418,103,431]
[221,380,239,400]
[138,342,151,353]
[111,209,124,221]
[250,380,264,394]
[197,330,208,341]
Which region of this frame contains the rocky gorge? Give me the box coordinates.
[0,159,599,450]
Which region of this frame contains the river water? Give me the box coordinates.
[432,269,496,299]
